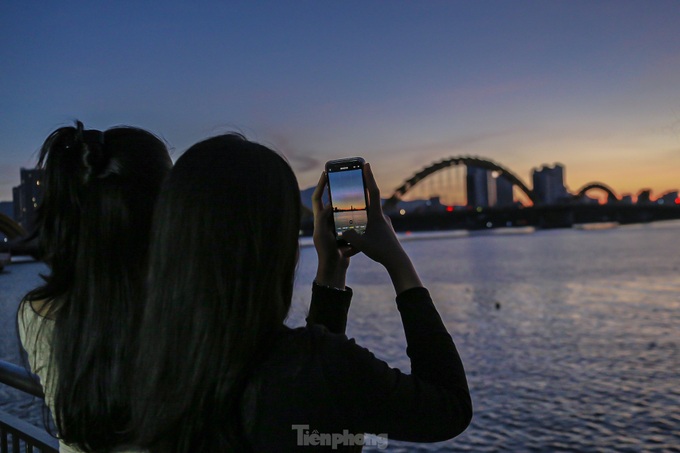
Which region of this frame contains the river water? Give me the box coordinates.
[1,221,679,452]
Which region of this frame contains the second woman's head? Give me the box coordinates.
[136,134,301,448]
[150,133,300,322]
[35,120,173,299]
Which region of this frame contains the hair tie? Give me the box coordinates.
[75,122,107,183]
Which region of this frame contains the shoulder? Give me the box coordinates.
[26,298,55,318]
[284,323,368,361]
[17,299,56,379]
[270,324,387,393]
[17,298,55,349]
[247,324,366,384]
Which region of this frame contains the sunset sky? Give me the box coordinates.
[1,1,679,202]
[328,169,367,211]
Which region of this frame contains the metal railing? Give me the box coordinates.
[0,360,58,453]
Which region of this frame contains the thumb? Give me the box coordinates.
[342,229,365,250]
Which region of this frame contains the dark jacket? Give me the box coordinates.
[241,284,473,451]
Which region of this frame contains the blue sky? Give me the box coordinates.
[1,0,679,201]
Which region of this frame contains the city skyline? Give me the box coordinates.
[0,152,680,208]
[1,1,679,201]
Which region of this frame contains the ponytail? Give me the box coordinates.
[24,120,172,451]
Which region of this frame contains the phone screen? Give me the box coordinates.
[326,159,368,238]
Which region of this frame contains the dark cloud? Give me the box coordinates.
[265,133,323,173]
[286,152,322,173]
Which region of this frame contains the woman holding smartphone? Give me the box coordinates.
[131,134,472,452]
[17,121,172,452]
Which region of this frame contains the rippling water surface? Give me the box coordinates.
[2,221,680,452]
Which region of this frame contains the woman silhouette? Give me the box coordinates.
[131,134,472,452]
[18,121,172,452]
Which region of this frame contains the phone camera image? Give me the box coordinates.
[326,158,368,238]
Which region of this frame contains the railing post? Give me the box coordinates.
[0,359,58,453]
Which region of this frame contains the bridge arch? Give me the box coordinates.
[574,182,618,201]
[384,156,536,210]
[0,213,26,239]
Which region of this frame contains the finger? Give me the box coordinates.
[364,163,381,204]
[363,163,383,219]
[311,171,327,215]
[384,214,393,227]
[321,205,335,229]
[314,204,334,232]
[341,245,360,258]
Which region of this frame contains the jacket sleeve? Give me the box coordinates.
[305,282,353,335]
[317,287,472,442]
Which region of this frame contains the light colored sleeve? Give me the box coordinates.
[17,300,54,390]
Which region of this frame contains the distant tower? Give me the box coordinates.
[620,195,633,205]
[466,166,489,208]
[636,189,652,204]
[495,175,514,207]
[532,164,569,205]
[13,168,44,232]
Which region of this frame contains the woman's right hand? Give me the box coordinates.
[343,163,423,294]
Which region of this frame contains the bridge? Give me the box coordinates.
[382,156,620,211]
[0,213,26,239]
[384,156,537,211]
[573,182,619,202]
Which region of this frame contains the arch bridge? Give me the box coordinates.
[574,182,619,201]
[0,213,26,240]
[384,156,537,211]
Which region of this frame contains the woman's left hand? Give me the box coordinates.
[312,172,358,288]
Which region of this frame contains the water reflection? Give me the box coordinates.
[2,223,680,451]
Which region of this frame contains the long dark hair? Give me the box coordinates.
[23,121,172,451]
[131,134,301,452]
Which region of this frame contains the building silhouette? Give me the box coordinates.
[636,189,652,204]
[466,166,490,208]
[13,168,44,232]
[467,166,516,208]
[658,191,679,206]
[532,164,569,205]
[495,175,514,207]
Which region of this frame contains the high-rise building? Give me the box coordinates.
[13,168,44,232]
[0,201,13,220]
[495,175,514,207]
[466,166,489,208]
[467,167,517,208]
[532,164,569,205]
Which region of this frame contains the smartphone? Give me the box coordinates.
[325,157,368,239]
